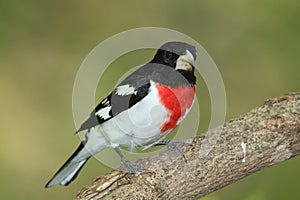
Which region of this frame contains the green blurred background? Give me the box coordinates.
[0,0,299,199]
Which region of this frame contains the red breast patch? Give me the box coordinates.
[155,83,196,134]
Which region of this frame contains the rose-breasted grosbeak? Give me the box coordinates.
[45,41,197,188]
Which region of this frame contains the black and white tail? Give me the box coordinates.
[45,142,91,187]
[45,128,108,187]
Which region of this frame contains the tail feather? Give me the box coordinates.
[45,143,90,188]
[46,128,108,188]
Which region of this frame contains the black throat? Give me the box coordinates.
[150,49,196,87]
[176,68,196,86]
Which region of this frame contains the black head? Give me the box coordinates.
[150,41,197,85]
[150,41,197,69]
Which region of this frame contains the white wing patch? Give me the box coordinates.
[95,106,111,120]
[100,81,168,149]
[101,98,110,106]
[115,84,137,96]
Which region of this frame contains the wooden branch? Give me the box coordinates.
[76,93,300,200]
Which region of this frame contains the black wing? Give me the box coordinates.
[76,79,151,133]
[76,61,190,133]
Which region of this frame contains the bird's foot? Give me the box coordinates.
[157,140,190,162]
[120,159,146,175]
[114,146,146,175]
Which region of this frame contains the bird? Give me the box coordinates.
[45,41,197,188]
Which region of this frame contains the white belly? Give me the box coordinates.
[99,81,168,149]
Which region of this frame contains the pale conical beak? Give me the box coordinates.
[175,50,195,71]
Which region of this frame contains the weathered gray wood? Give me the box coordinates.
[76,93,300,200]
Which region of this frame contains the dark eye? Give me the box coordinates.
[164,51,173,63]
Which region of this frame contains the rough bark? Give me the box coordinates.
[76,93,300,200]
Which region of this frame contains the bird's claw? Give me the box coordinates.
[165,140,190,162]
[120,159,146,175]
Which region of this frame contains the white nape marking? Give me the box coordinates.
[241,142,247,163]
[252,137,256,142]
[95,106,111,120]
[175,50,195,71]
[115,84,137,96]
